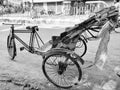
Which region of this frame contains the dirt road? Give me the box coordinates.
[0,25,120,90]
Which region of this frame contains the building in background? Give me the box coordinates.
[23,0,83,15]
[29,0,114,15]
[4,0,114,16]
[23,0,64,15]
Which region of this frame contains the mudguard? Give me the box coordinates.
[44,48,84,65]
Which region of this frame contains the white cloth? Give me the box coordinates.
[95,21,114,70]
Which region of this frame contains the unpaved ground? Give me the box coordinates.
[0,26,120,90]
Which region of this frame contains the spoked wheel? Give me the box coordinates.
[7,35,16,60]
[42,52,82,89]
[75,38,87,57]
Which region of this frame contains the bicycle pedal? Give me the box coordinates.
[20,47,25,51]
